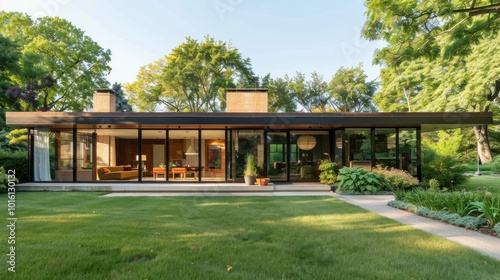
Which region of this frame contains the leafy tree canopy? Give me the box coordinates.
[363,0,500,64]
[327,64,378,112]
[261,65,377,113]
[126,36,255,112]
[0,12,112,112]
[0,33,21,111]
[363,0,500,163]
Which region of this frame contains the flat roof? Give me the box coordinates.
[5,112,493,132]
[225,88,268,93]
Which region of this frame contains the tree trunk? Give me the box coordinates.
[474,125,493,163]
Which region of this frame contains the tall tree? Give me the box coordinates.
[261,74,296,112]
[288,72,329,112]
[127,36,255,112]
[0,12,111,112]
[374,59,426,112]
[0,33,21,112]
[126,58,168,112]
[327,64,378,112]
[363,0,500,64]
[111,83,133,112]
[363,0,500,163]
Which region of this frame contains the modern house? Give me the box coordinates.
[6,88,493,184]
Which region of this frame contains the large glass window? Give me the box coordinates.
[267,132,287,181]
[334,130,342,165]
[142,130,167,181]
[76,131,94,181]
[399,128,417,176]
[201,130,226,182]
[290,131,329,181]
[95,129,139,181]
[168,130,199,181]
[53,130,74,181]
[344,128,372,169]
[374,128,397,169]
[231,130,264,180]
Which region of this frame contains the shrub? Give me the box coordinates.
[428,179,440,192]
[0,167,9,193]
[422,147,469,189]
[318,160,338,187]
[0,150,29,183]
[372,165,419,191]
[492,155,500,174]
[334,167,381,194]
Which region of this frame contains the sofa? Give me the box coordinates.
[97,166,139,180]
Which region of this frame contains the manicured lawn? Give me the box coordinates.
[457,175,500,194]
[1,193,500,279]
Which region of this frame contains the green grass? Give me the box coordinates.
[1,193,500,279]
[457,175,500,194]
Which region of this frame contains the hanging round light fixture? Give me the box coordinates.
[297,135,316,150]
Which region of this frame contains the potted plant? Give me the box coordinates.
[256,177,270,186]
[244,153,257,185]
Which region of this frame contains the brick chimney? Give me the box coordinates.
[226,88,268,112]
[93,88,116,112]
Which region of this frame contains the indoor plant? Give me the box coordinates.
[244,153,257,185]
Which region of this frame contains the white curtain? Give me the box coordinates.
[34,127,52,181]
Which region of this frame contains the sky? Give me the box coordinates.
[1,0,385,85]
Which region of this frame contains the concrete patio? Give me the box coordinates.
[15,182,332,193]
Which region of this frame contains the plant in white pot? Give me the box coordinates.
[244,153,258,185]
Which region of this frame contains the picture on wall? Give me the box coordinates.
[208,145,221,169]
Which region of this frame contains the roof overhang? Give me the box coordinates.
[5,112,493,131]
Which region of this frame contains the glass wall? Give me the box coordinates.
[76,131,94,181]
[290,131,329,181]
[53,130,74,181]
[201,130,226,181]
[231,130,264,180]
[168,130,199,181]
[267,132,288,181]
[374,128,397,169]
[142,130,167,181]
[399,128,418,176]
[344,128,372,169]
[43,126,420,182]
[333,130,342,165]
[95,128,139,181]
